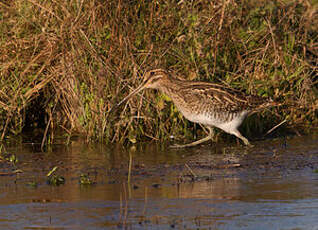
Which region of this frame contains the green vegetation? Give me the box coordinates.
[0,0,317,145]
[26,180,39,188]
[79,173,95,186]
[47,166,65,185]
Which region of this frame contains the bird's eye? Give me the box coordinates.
[150,71,155,76]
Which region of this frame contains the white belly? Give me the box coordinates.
[182,111,248,134]
[216,113,247,133]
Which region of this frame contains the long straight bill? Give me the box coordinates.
[116,83,146,107]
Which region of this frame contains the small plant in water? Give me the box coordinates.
[27,181,39,188]
[47,166,65,186]
[79,173,95,185]
[0,146,18,167]
[2,153,19,168]
[7,154,18,164]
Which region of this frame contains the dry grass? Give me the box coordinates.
[0,0,317,145]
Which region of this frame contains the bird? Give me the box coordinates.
[117,69,274,148]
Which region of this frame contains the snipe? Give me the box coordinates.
[117,69,274,147]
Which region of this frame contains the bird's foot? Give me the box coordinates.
[245,143,254,148]
[242,139,254,147]
[170,135,213,148]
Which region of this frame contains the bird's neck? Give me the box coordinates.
[157,78,184,99]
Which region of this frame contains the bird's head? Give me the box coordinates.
[117,69,168,107]
[141,69,168,89]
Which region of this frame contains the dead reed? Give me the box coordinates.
[0,0,317,144]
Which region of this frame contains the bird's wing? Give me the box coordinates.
[180,81,267,112]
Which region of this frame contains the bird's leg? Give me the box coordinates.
[205,126,216,142]
[231,130,251,146]
[171,126,215,148]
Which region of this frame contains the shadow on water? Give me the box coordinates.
[0,135,317,229]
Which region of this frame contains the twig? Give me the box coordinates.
[27,0,62,21]
[185,163,197,178]
[219,0,229,31]
[1,114,12,141]
[128,151,133,184]
[266,18,278,60]
[0,170,23,176]
[264,119,287,136]
[41,116,51,151]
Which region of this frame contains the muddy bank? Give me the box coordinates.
[1,135,318,186]
[118,135,318,185]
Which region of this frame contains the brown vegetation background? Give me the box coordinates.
[0,0,317,145]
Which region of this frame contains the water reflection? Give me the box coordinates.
[0,135,317,229]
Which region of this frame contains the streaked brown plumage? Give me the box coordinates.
[117,69,273,147]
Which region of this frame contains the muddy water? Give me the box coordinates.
[0,135,317,230]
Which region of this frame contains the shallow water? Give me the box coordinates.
[0,135,317,230]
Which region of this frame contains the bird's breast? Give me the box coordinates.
[181,109,248,129]
[183,111,221,125]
